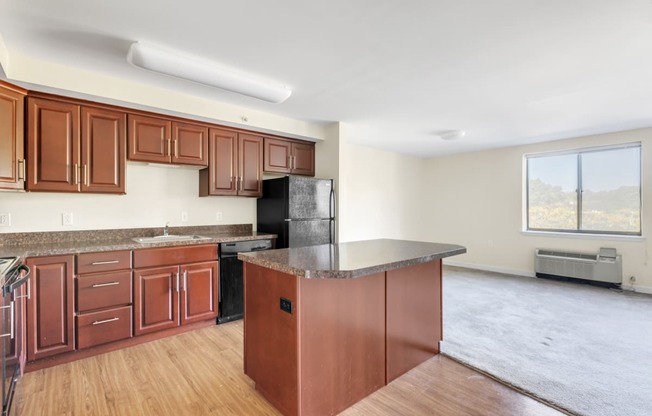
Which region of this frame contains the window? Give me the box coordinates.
[526,143,641,235]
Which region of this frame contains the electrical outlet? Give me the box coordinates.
[216,211,223,221]
[62,212,74,226]
[0,213,11,227]
[181,211,188,222]
[280,298,293,314]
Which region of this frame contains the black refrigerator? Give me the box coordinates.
[257,176,335,248]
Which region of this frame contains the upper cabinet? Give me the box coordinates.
[264,137,315,176]
[26,96,126,193]
[128,114,208,166]
[0,82,26,190]
[199,128,263,197]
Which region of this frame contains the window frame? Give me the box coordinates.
[525,142,642,236]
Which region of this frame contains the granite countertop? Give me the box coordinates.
[238,238,466,279]
[0,224,276,260]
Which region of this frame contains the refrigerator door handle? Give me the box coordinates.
[329,219,335,244]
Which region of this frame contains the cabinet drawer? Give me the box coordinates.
[76,271,132,312]
[133,244,217,268]
[77,250,131,274]
[76,306,132,349]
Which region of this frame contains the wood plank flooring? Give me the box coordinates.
[13,321,566,416]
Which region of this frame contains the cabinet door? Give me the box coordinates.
[263,137,292,174]
[291,141,315,176]
[81,106,126,194]
[238,133,263,197]
[26,98,80,192]
[200,128,238,196]
[128,114,171,163]
[180,261,218,325]
[171,121,208,166]
[25,255,75,361]
[0,83,25,190]
[133,266,179,336]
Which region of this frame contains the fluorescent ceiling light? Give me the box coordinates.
[127,42,292,104]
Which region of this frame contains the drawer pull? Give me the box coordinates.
[92,317,119,326]
[90,260,120,266]
[91,281,120,288]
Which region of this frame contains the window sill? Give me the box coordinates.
[521,230,645,242]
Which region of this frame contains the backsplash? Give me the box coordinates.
[0,224,252,246]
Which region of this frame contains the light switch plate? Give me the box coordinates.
[181,211,188,222]
[62,212,74,226]
[0,213,10,227]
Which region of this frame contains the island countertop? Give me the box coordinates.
[238,238,466,279]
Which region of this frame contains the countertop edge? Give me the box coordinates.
[239,245,467,279]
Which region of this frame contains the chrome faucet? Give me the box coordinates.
[164,222,170,236]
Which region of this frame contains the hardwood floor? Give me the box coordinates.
[14,321,566,416]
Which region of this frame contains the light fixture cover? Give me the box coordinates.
[127,42,292,104]
[437,130,466,141]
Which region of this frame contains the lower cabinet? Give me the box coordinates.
[75,250,133,350]
[25,255,75,362]
[133,245,218,336]
[24,245,218,368]
[76,306,132,350]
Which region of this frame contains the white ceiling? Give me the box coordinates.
[2,0,652,157]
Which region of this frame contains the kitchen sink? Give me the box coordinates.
[132,235,212,244]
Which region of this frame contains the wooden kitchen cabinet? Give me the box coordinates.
[26,95,126,193]
[180,261,219,325]
[0,81,26,190]
[133,265,180,335]
[128,113,208,166]
[81,106,126,193]
[263,137,315,176]
[133,245,218,336]
[75,250,133,349]
[199,128,263,197]
[25,255,75,361]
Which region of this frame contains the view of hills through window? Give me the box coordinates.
[527,145,641,234]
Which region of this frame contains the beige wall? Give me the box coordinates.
[338,126,426,243]
[1,164,257,232]
[423,128,652,293]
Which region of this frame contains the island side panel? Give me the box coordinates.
[243,263,299,416]
[386,259,442,382]
[298,272,386,416]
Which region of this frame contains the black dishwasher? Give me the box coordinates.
[218,239,273,324]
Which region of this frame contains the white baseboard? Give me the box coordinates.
[443,260,535,278]
[444,260,652,295]
[621,284,652,295]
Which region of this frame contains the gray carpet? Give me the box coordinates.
[440,267,652,416]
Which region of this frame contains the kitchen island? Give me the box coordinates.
[238,239,466,416]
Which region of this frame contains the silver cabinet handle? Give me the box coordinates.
[91,260,120,266]
[0,302,14,339]
[73,163,80,184]
[92,317,119,326]
[92,281,120,288]
[176,272,180,293]
[174,139,179,158]
[183,270,187,291]
[83,164,88,186]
